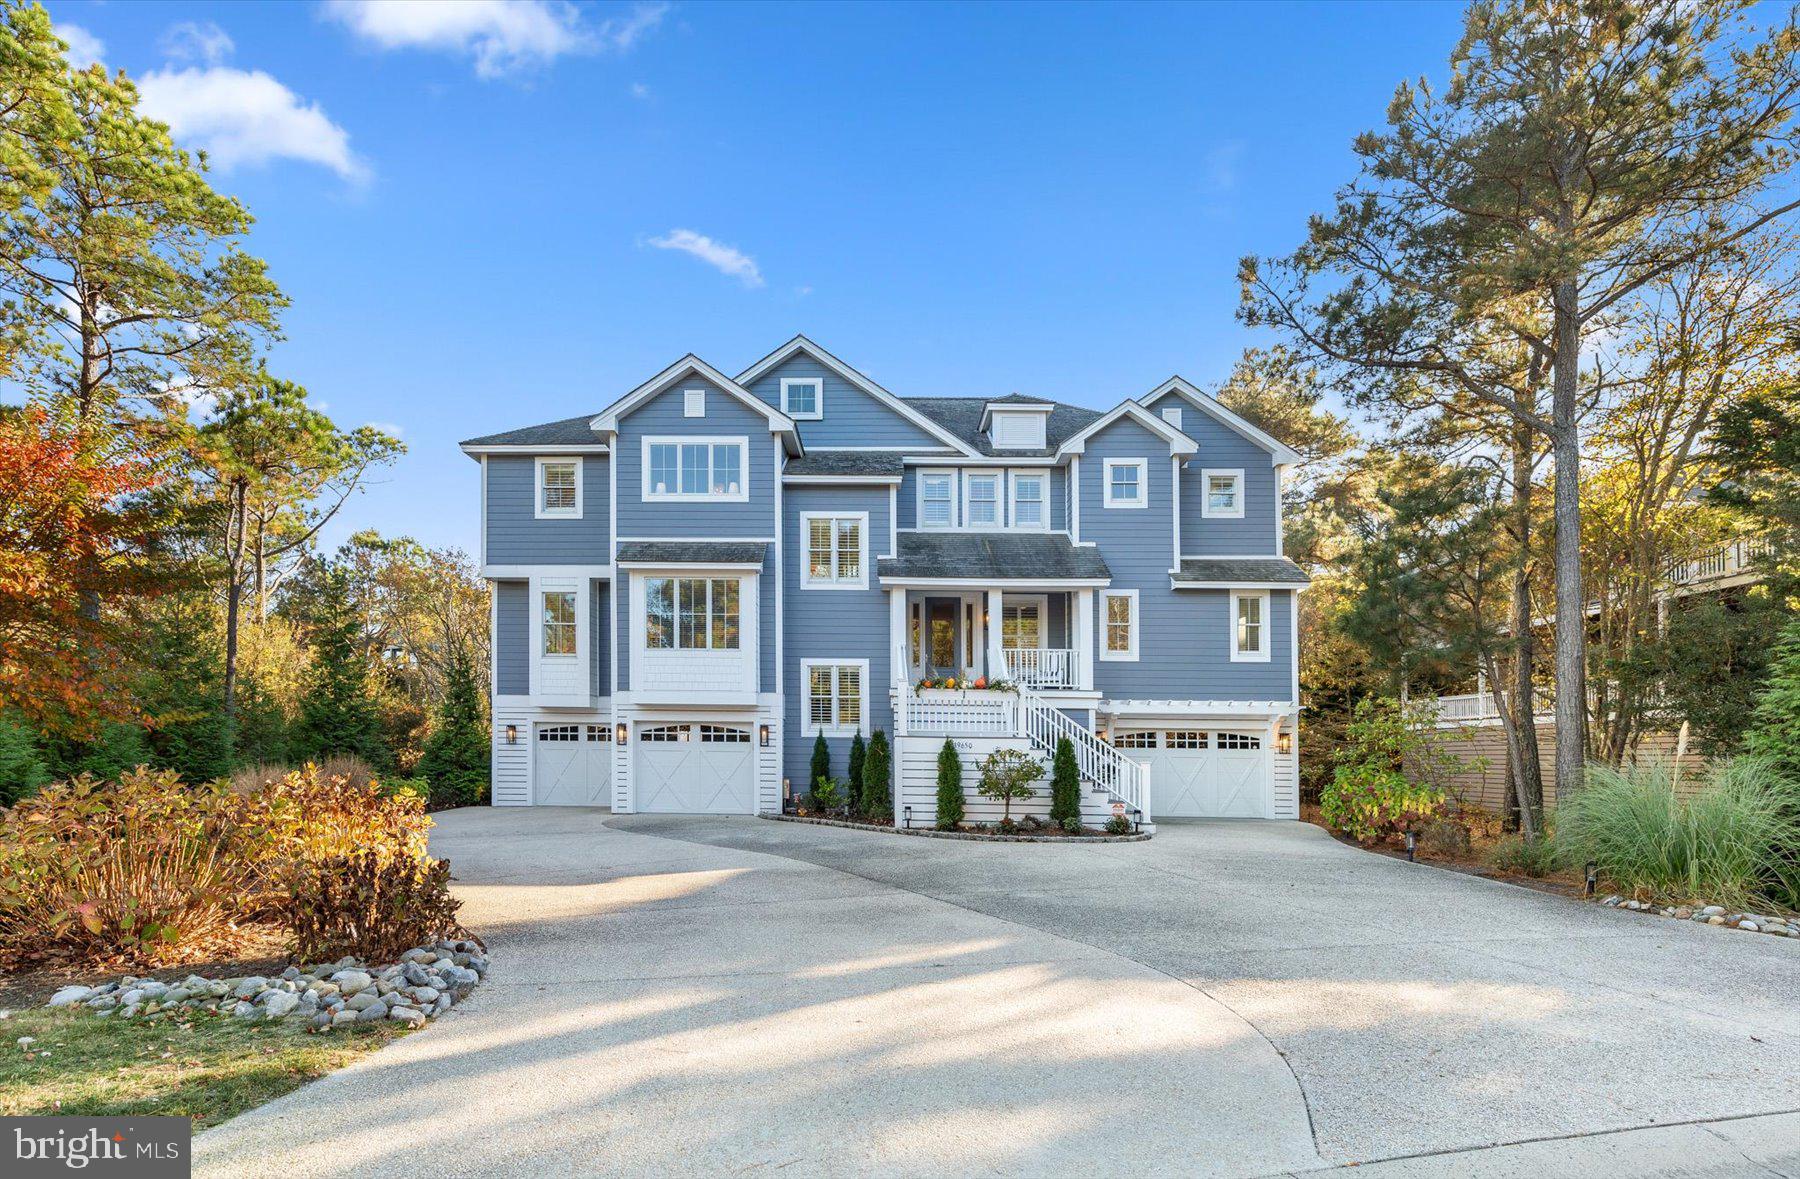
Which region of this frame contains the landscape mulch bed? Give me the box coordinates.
[1299,804,1586,900]
[769,814,1151,842]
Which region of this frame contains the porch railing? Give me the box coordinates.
[896,681,1018,735]
[1664,536,1770,587]
[1003,647,1076,689]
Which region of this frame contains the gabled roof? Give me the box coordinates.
[735,335,977,456]
[460,414,608,451]
[1053,400,1199,458]
[592,354,802,454]
[978,394,1057,434]
[1142,376,1303,466]
[904,397,1103,457]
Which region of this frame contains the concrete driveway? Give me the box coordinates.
[196,811,1800,1178]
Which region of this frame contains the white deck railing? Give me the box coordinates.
[1003,647,1076,689]
[1665,536,1770,587]
[897,683,1019,735]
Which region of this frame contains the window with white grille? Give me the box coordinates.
[536,458,581,518]
[1113,731,1157,749]
[542,592,577,656]
[802,513,866,588]
[1216,732,1262,750]
[803,660,866,736]
[645,577,740,650]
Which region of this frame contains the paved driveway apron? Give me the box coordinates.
[196,811,1800,1178]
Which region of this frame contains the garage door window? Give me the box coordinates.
[700,725,750,743]
[1217,732,1262,750]
[640,724,688,742]
[586,725,612,742]
[1165,730,1207,749]
[1113,731,1156,749]
[538,724,580,741]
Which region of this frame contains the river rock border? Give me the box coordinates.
[43,939,488,1030]
[764,814,1151,842]
[1602,896,1797,939]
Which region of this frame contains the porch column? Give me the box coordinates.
[986,589,1005,684]
[889,588,908,687]
[1074,588,1095,691]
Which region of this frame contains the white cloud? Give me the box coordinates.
[160,20,236,66]
[322,0,662,79]
[138,66,366,182]
[646,229,764,288]
[364,420,404,437]
[56,23,105,67]
[629,81,650,100]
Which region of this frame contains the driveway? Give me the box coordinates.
[197,812,1800,1177]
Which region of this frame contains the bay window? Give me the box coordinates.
[645,577,741,650]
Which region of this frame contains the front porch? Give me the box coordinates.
[890,587,1095,692]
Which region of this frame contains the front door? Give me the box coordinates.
[925,597,960,676]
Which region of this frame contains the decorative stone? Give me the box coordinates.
[1739,921,1761,932]
[233,977,267,999]
[331,1008,359,1027]
[344,992,381,1012]
[280,966,301,981]
[332,970,372,996]
[47,986,92,1008]
[1702,905,1727,916]
[388,1006,426,1026]
[355,1003,387,1023]
[262,991,300,1019]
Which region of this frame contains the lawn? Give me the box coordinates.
[0,1007,403,1129]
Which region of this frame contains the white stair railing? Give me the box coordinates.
[1016,685,1149,821]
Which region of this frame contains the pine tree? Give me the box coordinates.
[935,737,964,830]
[1745,618,1800,785]
[0,712,50,804]
[848,732,866,792]
[1050,736,1080,828]
[294,566,390,770]
[810,731,831,790]
[418,652,490,806]
[861,729,892,819]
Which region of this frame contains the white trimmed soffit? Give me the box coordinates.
[1141,376,1304,466]
[734,334,981,457]
[460,443,610,459]
[1054,399,1199,458]
[1098,699,1297,719]
[1169,579,1313,592]
[590,353,803,454]
[781,475,904,486]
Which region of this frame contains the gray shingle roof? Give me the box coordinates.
[1171,557,1310,586]
[616,541,767,566]
[877,532,1111,582]
[461,415,603,448]
[985,393,1056,407]
[902,397,1103,456]
[783,451,905,479]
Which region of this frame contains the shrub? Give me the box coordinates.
[381,776,431,804]
[255,763,433,879]
[848,732,866,792]
[977,748,1041,826]
[861,730,892,819]
[1488,832,1561,878]
[808,777,846,813]
[1745,618,1800,785]
[286,850,469,964]
[0,713,50,806]
[0,770,271,965]
[1105,815,1131,835]
[1049,736,1080,827]
[1320,763,1446,843]
[811,732,831,790]
[1556,757,1800,907]
[1062,816,1082,834]
[935,738,964,829]
[1419,817,1472,858]
[417,655,490,809]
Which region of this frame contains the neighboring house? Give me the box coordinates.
[460,336,1307,827]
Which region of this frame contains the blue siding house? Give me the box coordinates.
[461,338,1307,826]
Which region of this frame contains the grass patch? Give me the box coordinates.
[0,1007,403,1129]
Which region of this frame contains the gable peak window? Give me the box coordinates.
[683,388,706,418]
[1161,405,1183,430]
[1203,469,1245,519]
[1103,459,1146,509]
[1231,590,1270,662]
[781,377,823,420]
[535,457,582,519]
[644,436,747,501]
[803,512,866,588]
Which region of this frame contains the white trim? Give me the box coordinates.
[1230,589,1271,663]
[1161,405,1183,430]
[780,377,824,420]
[1171,579,1308,591]
[479,455,489,563]
[880,575,1111,588]
[640,435,751,503]
[617,561,765,572]
[1142,377,1304,465]
[1200,468,1246,519]
[800,657,870,737]
[1171,456,1182,566]
[961,469,1003,529]
[484,563,612,579]
[782,474,903,486]
[902,454,1058,467]
[610,456,619,697]
[460,443,610,457]
[773,435,783,705]
[734,335,978,456]
[917,467,958,529]
[617,535,777,542]
[799,510,871,590]
[1099,589,1139,661]
[683,387,706,418]
[1069,456,1081,540]
[1008,468,1050,531]
[592,354,797,437]
[1102,459,1148,509]
[1055,399,1199,458]
[1290,591,1300,703]
[887,485,898,557]
[534,456,583,520]
[988,409,1048,450]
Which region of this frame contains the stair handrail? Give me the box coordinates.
[1014,684,1148,819]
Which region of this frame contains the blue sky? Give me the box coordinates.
[48,0,1467,554]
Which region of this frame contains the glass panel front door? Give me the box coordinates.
[926,598,959,674]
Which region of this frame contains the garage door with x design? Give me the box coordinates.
[533,724,612,806]
[634,723,756,814]
[1114,729,1271,819]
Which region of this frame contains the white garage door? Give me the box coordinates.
[1115,729,1270,819]
[534,724,612,806]
[634,723,756,814]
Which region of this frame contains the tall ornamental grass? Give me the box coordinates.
[1556,757,1800,909]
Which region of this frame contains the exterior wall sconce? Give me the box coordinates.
[615,722,628,745]
[1276,731,1292,755]
[759,724,771,747]
[504,724,518,745]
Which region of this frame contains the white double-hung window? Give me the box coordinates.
[1103,459,1146,508]
[1203,469,1245,518]
[541,591,577,655]
[803,659,867,736]
[643,436,748,501]
[802,512,867,589]
[1231,590,1269,661]
[1100,589,1138,661]
[919,470,956,528]
[644,577,741,650]
[965,472,1000,527]
[1009,471,1048,529]
[535,457,582,519]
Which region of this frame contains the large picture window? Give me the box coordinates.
[643,436,748,501]
[802,513,866,589]
[542,591,577,655]
[645,577,740,650]
[803,660,867,735]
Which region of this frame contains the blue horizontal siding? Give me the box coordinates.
[747,355,942,450]
[495,581,529,695]
[1148,391,1282,556]
[615,378,778,539]
[485,456,610,565]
